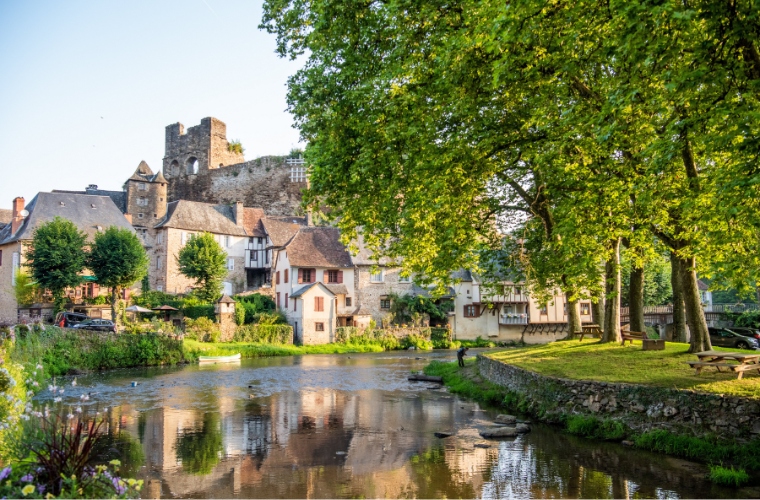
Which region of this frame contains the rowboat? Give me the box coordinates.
[198,353,241,363]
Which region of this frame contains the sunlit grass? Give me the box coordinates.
[184,339,385,359]
[486,340,760,398]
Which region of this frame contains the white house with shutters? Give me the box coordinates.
[273,227,355,342]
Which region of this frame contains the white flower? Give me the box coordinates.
[47,385,54,392]
[27,391,33,396]
[67,413,73,419]
[71,380,76,387]
[75,407,82,413]
[36,364,43,371]
[32,382,38,387]
[54,397,62,403]
[59,389,64,394]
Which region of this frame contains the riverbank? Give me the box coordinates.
[184,339,387,357]
[424,351,760,486]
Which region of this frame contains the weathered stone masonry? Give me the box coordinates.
[477,354,760,439]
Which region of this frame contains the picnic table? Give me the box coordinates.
[686,351,760,380]
[578,324,602,342]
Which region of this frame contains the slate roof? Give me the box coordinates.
[351,307,372,316]
[243,207,266,237]
[0,209,12,229]
[154,200,248,236]
[290,282,335,299]
[324,284,349,295]
[284,227,353,268]
[53,188,127,213]
[412,284,457,299]
[216,294,236,304]
[450,269,474,282]
[262,218,302,247]
[0,192,134,245]
[127,161,166,183]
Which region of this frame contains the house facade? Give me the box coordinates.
[287,282,338,344]
[0,192,135,320]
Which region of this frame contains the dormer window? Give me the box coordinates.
[59,202,65,207]
[90,204,96,209]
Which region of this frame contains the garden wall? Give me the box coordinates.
[477,354,760,439]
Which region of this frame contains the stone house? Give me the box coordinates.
[287,282,338,345]
[449,270,593,343]
[0,192,135,320]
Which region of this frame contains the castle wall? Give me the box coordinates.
[166,157,305,217]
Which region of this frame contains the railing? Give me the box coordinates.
[704,303,759,313]
[499,316,528,325]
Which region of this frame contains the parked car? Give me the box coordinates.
[708,327,760,350]
[726,326,760,342]
[72,319,117,333]
[54,312,90,328]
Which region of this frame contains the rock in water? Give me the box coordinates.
[494,414,517,425]
[480,427,518,438]
[474,443,491,449]
[515,423,531,434]
[434,432,453,438]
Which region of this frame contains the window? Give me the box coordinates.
[181,232,186,245]
[464,305,477,317]
[563,303,567,316]
[581,303,591,315]
[137,197,147,206]
[227,258,234,271]
[276,271,280,284]
[380,299,391,309]
[399,274,410,283]
[284,269,289,283]
[315,322,324,332]
[186,157,199,175]
[157,285,163,292]
[370,270,384,282]
[252,251,257,261]
[515,287,521,295]
[76,288,81,297]
[153,213,157,218]
[138,183,146,191]
[225,236,232,247]
[300,268,314,283]
[539,305,548,316]
[315,296,324,312]
[285,293,288,310]
[345,297,352,307]
[327,270,338,283]
[12,253,19,286]
[265,251,269,264]
[138,213,144,219]
[294,299,297,312]
[156,256,162,269]
[257,237,263,245]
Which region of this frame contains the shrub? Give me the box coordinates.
[402,334,433,350]
[736,310,760,329]
[234,304,245,326]
[184,317,220,342]
[233,324,292,344]
[228,140,244,155]
[184,304,215,321]
[565,415,626,441]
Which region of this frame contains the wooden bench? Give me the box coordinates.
[620,330,647,346]
[578,324,602,342]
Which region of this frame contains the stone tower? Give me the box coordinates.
[162,117,245,179]
[125,161,168,228]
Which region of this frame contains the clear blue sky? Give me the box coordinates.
[0,0,304,207]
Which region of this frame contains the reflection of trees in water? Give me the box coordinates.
[93,430,145,478]
[175,412,224,475]
[408,447,478,499]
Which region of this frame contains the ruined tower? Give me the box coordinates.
[162,117,245,178]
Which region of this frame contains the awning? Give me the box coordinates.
[126,305,153,313]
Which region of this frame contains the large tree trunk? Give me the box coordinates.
[679,256,712,353]
[591,277,606,329]
[629,263,645,333]
[566,292,582,339]
[670,253,688,343]
[602,238,622,343]
[111,287,120,326]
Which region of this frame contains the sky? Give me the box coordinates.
[0,0,304,206]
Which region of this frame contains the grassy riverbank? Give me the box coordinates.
[486,340,760,398]
[184,339,387,357]
[424,358,760,485]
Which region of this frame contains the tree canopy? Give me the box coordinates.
[177,232,228,303]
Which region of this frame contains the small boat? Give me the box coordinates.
[199,353,241,363]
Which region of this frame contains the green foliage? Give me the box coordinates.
[9,326,192,377]
[423,359,508,406]
[634,430,760,472]
[234,304,245,326]
[402,334,433,351]
[175,413,224,476]
[141,274,150,294]
[12,269,40,306]
[387,293,452,324]
[83,294,107,305]
[177,233,227,303]
[233,324,292,344]
[184,317,220,343]
[234,293,276,324]
[88,226,149,322]
[565,415,626,441]
[228,140,244,155]
[459,336,496,348]
[24,217,87,312]
[621,251,672,307]
[735,311,760,329]
[133,291,184,309]
[288,147,303,158]
[184,339,385,357]
[184,305,215,321]
[334,327,401,350]
[709,465,750,487]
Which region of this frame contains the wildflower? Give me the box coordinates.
[67,413,73,419]
[47,385,53,392]
[20,474,32,482]
[109,459,121,466]
[32,381,39,387]
[0,467,11,480]
[21,484,35,496]
[75,407,82,413]
[112,477,126,495]
[59,389,64,394]
[46,493,54,499]
[32,371,36,376]
[54,397,62,403]
[36,364,43,371]
[27,390,33,396]
[71,379,76,387]
[37,484,45,493]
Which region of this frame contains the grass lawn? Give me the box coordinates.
[485,340,760,399]
[184,339,386,358]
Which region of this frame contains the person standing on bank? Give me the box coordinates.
[457,347,469,367]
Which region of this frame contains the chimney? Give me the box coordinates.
[124,213,133,224]
[233,201,244,227]
[11,197,25,235]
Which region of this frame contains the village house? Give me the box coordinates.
[449,270,594,343]
[0,192,135,321]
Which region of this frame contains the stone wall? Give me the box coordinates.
[0,241,23,320]
[477,354,760,438]
[354,265,416,326]
[166,156,304,217]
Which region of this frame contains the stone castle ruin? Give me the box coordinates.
[161,117,305,215]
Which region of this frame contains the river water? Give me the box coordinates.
[34,350,753,499]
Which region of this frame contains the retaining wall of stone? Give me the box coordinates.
[477,354,760,439]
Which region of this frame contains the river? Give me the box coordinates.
[33,349,753,498]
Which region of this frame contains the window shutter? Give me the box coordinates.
[276,271,280,285]
[285,269,289,283]
[315,296,319,311]
[298,268,303,284]
[93,284,99,297]
[337,271,343,284]
[311,269,316,283]
[285,294,288,310]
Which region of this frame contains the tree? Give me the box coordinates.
[12,269,40,306]
[24,217,87,313]
[88,226,149,324]
[177,233,227,303]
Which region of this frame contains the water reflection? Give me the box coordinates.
[34,352,753,499]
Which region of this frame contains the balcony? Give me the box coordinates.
[499,315,528,325]
[245,249,267,269]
